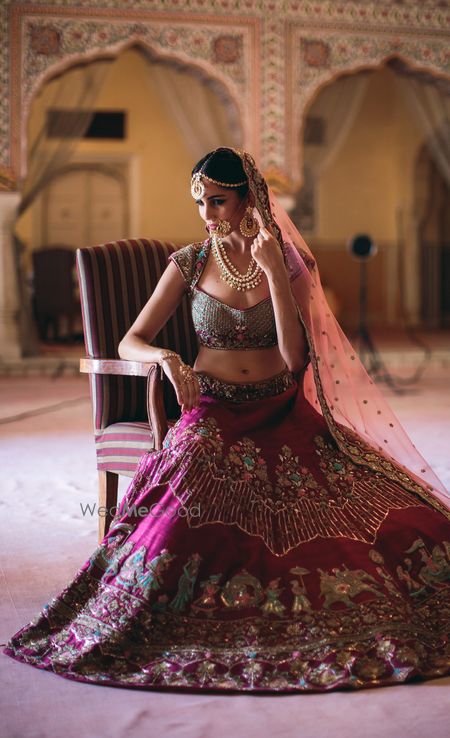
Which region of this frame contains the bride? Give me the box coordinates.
[3,147,450,692]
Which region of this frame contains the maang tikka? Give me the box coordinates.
[239,206,260,238]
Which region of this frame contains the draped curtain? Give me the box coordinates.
[391,61,450,187]
[295,71,371,229]
[149,60,242,161]
[15,59,114,354]
[304,71,372,178]
[391,62,450,325]
[19,59,114,217]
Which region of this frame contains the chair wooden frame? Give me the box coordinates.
[79,358,169,542]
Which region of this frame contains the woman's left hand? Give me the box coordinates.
[250,222,285,278]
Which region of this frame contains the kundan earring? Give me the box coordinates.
[216,219,232,237]
[239,206,260,238]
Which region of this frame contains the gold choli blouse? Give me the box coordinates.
[168,238,303,351]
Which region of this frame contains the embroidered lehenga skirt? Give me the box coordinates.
[3,367,450,692]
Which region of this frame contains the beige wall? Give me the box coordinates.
[309,66,425,327]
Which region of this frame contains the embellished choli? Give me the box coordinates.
[168,238,302,351]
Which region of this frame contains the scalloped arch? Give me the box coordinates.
[18,38,246,181]
[292,50,450,189]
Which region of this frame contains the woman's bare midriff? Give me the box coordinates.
[193,346,288,383]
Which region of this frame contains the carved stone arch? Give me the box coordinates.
[18,37,246,182]
[289,36,450,188]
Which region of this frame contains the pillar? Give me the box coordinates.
[0,192,23,360]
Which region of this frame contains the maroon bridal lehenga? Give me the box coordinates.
[3,151,450,693]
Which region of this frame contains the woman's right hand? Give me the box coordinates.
[161,355,201,412]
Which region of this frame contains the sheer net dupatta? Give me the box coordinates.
[239,151,450,516]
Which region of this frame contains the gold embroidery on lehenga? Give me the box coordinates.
[5,536,450,691]
[191,574,223,617]
[87,523,135,574]
[113,547,176,599]
[220,570,265,609]
[290,567,312,613]
[368,550,404,600]
[402,538,450,591]
[156,416,426,556]
[169,553,202,612]
[261,579,286,616]
[319,566,384,609]
[295,310,450,524]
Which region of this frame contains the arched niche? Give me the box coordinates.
[17,38,245,183]
[291,55,450,328]
[291,50,450,191]
[16,42,246,255]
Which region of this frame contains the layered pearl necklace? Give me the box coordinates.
[211,233,263,291]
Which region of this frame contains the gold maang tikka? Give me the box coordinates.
[190,172,247,200]
[191,172,206,200]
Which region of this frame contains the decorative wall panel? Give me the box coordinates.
[1,1,449,191]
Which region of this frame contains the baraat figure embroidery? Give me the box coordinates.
[87,523,135,574]
[396,558,426,597]
[220,570,264,609]
[261,578,286,616]
[115,547,176,598]
[170,553,202,612]
[191,574,223,617]
[289,566,312,613]
[103,541,135,578]
[404,538,450,589]
[368,550,403,600]
[319,565,384,608]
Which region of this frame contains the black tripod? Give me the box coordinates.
[355,258,408,393]
[349,234,411,395]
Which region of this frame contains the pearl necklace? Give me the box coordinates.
[211,234,263,291]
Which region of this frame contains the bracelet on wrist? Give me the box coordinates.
[158,350,182,367]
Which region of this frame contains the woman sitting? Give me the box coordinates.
[4,147,450,693]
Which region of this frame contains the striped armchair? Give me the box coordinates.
[76,239,198,543]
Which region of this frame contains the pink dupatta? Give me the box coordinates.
[237,149,450,518]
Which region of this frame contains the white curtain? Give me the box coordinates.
[304,71,372,179]
[19,58,114,216]
[394,74,450,186]
[149,61,242,162]
[392,67,450,325]
[294,71,371,228]
[15,58,113,354]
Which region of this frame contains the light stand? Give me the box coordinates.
[348,234,408,394]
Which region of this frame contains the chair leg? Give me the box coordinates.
[98,470,119,544]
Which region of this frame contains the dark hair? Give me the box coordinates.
[192,147,249,198]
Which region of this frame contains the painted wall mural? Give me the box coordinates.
[1,0,449,193]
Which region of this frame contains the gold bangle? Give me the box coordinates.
[158,349,182,366]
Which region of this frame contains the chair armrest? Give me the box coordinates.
[80,358,169,450]
[80,358,160,377]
